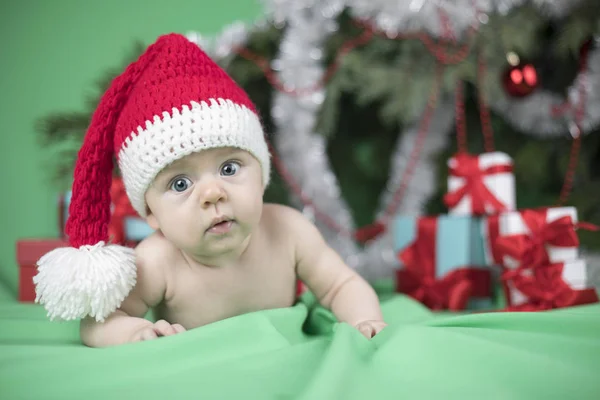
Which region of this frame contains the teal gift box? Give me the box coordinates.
[124,216,155,241]
[393,214,495,310]
[61,191,154,242]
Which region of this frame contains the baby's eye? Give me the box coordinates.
[169,177,192,192]
[220,161,240,176]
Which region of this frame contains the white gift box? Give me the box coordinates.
[561,258,589,290]
[499,207,579,269]
[447,152,516,216]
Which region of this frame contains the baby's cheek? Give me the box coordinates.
[174,225,202,249]
[163,211,199,241]
[245,196,264,225]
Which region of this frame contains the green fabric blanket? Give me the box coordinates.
[1,285,599,400]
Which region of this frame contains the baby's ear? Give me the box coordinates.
[145,211,160,231]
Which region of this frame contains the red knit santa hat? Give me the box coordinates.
[34,33,270,322]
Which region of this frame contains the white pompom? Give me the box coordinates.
[33,241,137,322]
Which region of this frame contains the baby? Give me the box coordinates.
[34,33,386,347]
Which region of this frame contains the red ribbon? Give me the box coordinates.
[395,217,490,311]
[444,153,513,215]
[108,177,138,244]
[495,208,597,273]
[504,262,599,311]
[354,222,386,243]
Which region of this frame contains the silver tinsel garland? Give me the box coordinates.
[258,0,600,137]
[270,0,586,41]
[269,1,360,272]
[264,0,459,279]
[188,0,600,280]
[192,1,600,139]
[186,21,251,65]
[346,0,485,39]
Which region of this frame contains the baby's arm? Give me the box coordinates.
[285,207,386,337]
[80,238,182,347]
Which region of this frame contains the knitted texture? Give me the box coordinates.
[119,98,268,217]
[33,242,137,321]
[115,35,269,216]
[66,37,164,248]
[67,33,269,245]
[34,33,270,322]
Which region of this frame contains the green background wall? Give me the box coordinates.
[0,0,263,298]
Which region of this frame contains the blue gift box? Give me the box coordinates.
[392,214,494,309]
[124,216,155,241]
[61,191,154,242]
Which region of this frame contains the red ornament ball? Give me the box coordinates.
[579,37,596,67]
[580,38,591,62]
[502,62,539,98]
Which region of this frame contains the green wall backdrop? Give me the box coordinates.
[0,0,263,298]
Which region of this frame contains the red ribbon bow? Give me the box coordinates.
[395,217,486,311]
[444,153,513,215]
[108,177,138,244]
[495,209,597,274]
[505,262,598,311]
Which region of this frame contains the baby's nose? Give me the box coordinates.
[200,182,226,206]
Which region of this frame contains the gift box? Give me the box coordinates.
[496,207,581,270]
[393,215,494,310]
[16,239,69,302]
[124,216,155,242]
[503,259,598,310]
[444,152,515,216]
[481,214,503,266]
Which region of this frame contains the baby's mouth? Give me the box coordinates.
[206,217,234,234]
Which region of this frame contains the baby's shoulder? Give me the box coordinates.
[260,203,328,263]
[135,231,180,272]
[261,203,316,239]
[119,232,177,308]
[262,203,309,227]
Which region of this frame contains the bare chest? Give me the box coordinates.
[158,254,298,329]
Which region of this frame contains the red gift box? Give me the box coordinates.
[16,239,69,302]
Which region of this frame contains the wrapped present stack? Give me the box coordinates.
[484,206,599,311]
[393,151,599,312]
[392,151,514,311]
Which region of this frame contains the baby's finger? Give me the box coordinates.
[172,324,186,334]
[153,320,177,336]
[140,329,158,341]
[372,322,387,334]
[359,324,375,339]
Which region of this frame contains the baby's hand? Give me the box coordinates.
[133,319,186,342]
[354,320,387,339]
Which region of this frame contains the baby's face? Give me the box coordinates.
[144,147,264,258]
